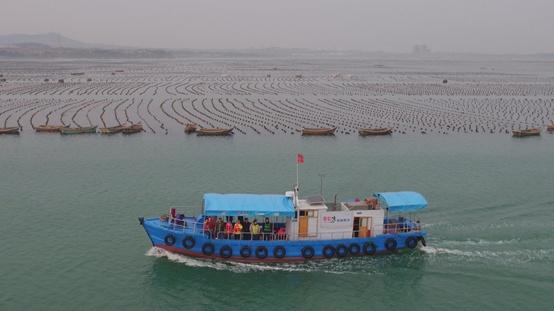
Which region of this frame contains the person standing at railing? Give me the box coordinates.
[242,218,251,240]
[262,217,272,241]
[250,219,261,240]
[233,220,243,240]
[225,218,233,239]
[215,218,224,239]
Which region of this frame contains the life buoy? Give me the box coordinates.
[202,243,215,256]
[363,242,376,255]
[182,236,195,249]
[348,243,361,256]
[405,236,418,249]
[322,245,336,258]
[385,238,397,251]
[164,235,176,246]
[255,246,268,259]
[240,246,251,258]
[336,244,348,258]
[301,246,315,259]
[220,245,232,258]
[273,246,286,258]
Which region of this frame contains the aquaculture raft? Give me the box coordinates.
[139,190,428,263]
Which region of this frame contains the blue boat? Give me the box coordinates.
[139,190,428,263]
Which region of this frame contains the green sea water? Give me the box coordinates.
[1,133,553,310]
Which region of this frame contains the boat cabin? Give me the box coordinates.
[196,191,426,242]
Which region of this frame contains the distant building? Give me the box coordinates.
[412,44,431,55]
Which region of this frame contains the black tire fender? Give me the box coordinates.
[385,238,397,251]
[240,246,251,258]
[405,236,418,249]
[255,246,268,259]
[322,245,336,258]
[363,242,377,255]
[301,246,315,259]
[164,235,176,246]
[348,243,361,256]
[182,236,195,249]
[219,245,232,258]
[202,243,215,256]
[336,244,348,258]
[273,246,286,258]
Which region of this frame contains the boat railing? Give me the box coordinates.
[159,215,423,241]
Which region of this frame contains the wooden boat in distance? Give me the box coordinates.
[121,123,144,135]
[196,128,234,136]
[184,123,198,134]
[0,127,20,135]
[301,127,336,136]
[358,127,393,136]
[512,128,541,137]
[59,126,97,135]
[35,125,68,133]
[99,125,126,135]
[547,123,554,131]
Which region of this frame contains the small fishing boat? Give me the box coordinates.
[59,126,97,135]
[512,128,541,137]
[358,128,393,136]
[140,189,428,263]
[184,123,198,134]
[121,123,144,135]
[35,125,68,133]
[0,127,20,135]
[301,127,336,136]
[547,123,554,131]
[196,128,234,136]
[99,125,126,135]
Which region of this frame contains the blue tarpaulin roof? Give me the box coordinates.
[373,191,428,212]
[203,193,295,217]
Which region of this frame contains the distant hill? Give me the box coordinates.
[0,32,103,49]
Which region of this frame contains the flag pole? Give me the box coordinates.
[296,160,299,190]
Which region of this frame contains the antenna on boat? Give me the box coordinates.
[318,173,326,200]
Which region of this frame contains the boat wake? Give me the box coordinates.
[421,246,554,264]
[145,247,356,274]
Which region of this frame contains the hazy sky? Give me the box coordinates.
[2,0,554,53]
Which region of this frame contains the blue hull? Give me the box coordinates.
[140,218,426,262]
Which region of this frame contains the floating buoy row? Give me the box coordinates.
[1,61,554,136]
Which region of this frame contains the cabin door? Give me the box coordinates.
[298,211,309,237]
[355,217,372,238]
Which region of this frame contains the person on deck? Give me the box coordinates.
[250,219,261,240]
[262,217,272,240]
[225,218,233,239]
[215,218,224,239]
[233,219,243,240]
[242,218,251,240]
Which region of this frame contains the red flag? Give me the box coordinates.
[296,153,304,164]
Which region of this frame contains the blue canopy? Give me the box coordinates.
[203,193,295,217]
[373,191,428,213]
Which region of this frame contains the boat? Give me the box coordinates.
[35,125,68,133]
[59,126,97,135]
[512,128,541,137]
[196,128,234,136]
[99,125,126,135]
[547,123,554,131]
[0,127,20,135]
[301,127,336,136]
[358,128,393,136]
[121,123,143,134]
[139,189,428,263]
[184,123,198,134]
